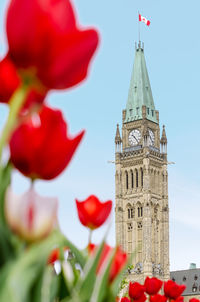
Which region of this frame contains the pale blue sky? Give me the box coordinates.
[0,0,200,271]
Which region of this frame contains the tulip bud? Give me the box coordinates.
[5,187,58,241]
[76,195,112,230]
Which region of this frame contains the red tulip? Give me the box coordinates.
[48,247,69,264]
[150,295,167,302]
[76,195,112,229]
[121,298,131,302]
[6,0,99,92]
[0,56,20,103]
[88,243,127,283]
[144,277,163,295]
[48,248,60,264]
[173,297,184,302]
[5,187,58,241]
[164,280,186,300]
[9,105,84,180]
[189,299,200,302]
[129,282,146,300]
[135,294,147,302]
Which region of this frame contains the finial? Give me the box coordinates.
[161,125,167,144]
[136,41,144,51]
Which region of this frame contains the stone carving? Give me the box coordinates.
[134,262,143,274]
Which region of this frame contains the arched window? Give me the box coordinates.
[128,208,134,219]
[136,169,138,187]
[138,206,143,217]
[131,208,134,218]
[125,171,128,190]
[141,168,143,187]
[131,170,134,188]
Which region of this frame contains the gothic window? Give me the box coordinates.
[138,206,143,217]
[152,110,154,116]
[141,168,143,187]
[183,276,186,282]
[137,222,142,229]
[147,107,150,114]
[128,208,134,219]
[131,170,134,188]
[136,107,139,115]
[125,171,128,190]
[136,169,138,187]
[131,208,134,218]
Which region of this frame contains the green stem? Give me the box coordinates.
[88,229,93,246]
[0,86,29,163]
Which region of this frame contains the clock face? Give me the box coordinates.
[129,129,141,146]
[148,129,155,146]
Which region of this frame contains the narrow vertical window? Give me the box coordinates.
[126,171,128,190]
[128,208,130,219]
[136,169,138,187]
[131,170,134,188]
[131,208,133,218]
[138,206,143,217]
[141,168,143,187]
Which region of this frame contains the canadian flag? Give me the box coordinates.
[139,14,150,26]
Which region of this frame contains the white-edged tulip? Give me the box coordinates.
[5,187,58,241]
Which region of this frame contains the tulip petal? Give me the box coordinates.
[9,105,84,180]
[76,195,112,230]
[5,187,58,241]
[7,0,99,90]
[0,56,20,103]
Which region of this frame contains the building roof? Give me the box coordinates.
[124,42,158,124]
[170,268,200,296]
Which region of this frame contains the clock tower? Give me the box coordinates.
[115,42,170,283]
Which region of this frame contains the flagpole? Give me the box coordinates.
[138,11,141,44]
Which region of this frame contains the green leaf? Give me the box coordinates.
[0,161,12,225]
[72,240,105,302]
[62,237,86,269]
[110,250,134,297]
[90,248,116,302]
[0,230,67,302]
[32,266,59,302]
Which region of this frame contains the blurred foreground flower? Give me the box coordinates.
[144,277,163,295]
[76,195,112,230]
[164,280,186,300]
[120,298,131,302]
[88,243,127,283]
[5,187,58,241]
[0,0,99,105]
[150,294,167,302]
[0,56,20,103]
[129,282,146,301]
[9,105,84,180]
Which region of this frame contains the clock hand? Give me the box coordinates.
[133,135,139,143]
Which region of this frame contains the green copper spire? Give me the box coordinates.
[125,42,158,124]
